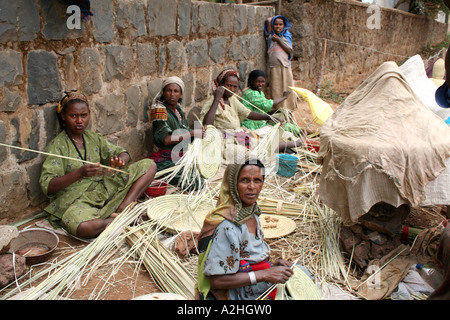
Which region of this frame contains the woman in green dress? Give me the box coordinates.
[148,76,204,187]
[241,69,290,131]
[39,92,157,239]
[241,69,303,137]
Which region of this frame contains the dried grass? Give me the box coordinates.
[0,122,356,300]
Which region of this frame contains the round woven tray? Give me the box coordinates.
[259,214,296,239]
[146,194,215,234]
[132,292,187,300]
[285,266,322,300]
[196,125,222,179]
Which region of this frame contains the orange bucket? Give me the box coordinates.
[145,180,168,197]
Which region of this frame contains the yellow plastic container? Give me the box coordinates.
[289,87,334,125]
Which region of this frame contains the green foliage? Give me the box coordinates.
[319,81,345,104]
[410,0,449,17]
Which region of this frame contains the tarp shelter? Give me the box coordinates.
[318,61,450,226]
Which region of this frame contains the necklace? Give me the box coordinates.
[66,130,87,161]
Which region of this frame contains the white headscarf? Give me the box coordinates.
[150,76,185,122]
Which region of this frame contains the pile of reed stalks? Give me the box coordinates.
[0,200,198,300]
[1,122,355,300]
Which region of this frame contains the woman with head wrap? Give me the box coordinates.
[197,159,294,300]
[39,91,157,239]
[148,76,204,187]
[201,69,282,132]
[200,69,302,162]
[264,15,297,111]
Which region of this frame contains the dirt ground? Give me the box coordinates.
[0,217,160,300]
[2,198,446,301]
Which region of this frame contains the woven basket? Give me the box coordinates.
[146,194,215,234]
[196,125,222,179]
[259,214,296,239]
[285,266,322,300]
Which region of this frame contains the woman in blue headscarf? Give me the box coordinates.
[264,15,297,111]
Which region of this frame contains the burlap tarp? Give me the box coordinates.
[318,61,450,226]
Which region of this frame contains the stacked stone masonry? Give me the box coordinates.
[0,0,272,222]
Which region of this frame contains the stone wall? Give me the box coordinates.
[0,0,447,224]
[283,0,448,91]
[0,0,273,224]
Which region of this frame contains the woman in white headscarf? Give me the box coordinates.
[148,76,204,187]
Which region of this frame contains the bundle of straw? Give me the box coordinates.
[307,201,348,285]
[250,123,281,173]
[125,227,196,299]
[159,129,222,195]
[161,139,204,192]
[0,201,149,300]
[258,197,304,217]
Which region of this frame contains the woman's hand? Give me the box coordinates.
[272,116,284,124]
[213,86,225,101]
[274,259,293,268]
[78,163,101,177]
[271,34,281,42]
[260,265,294,284]
[203,88,225,126]
[110,155,126,169]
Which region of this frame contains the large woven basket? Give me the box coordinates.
[146,194,215,234]
[196,125,222,179]
[259,214,296,239]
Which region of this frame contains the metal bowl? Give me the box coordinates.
[9,228,59,265]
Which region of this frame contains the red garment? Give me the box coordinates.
[147,148,172,163]
[147,149,184,163]
[239,260,277,300]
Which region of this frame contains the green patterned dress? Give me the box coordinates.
[39,130,153,236]
[241,88,274,131]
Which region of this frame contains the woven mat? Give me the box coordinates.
[146,195,215,234]
[259,214,296,239]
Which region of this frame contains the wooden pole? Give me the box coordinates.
[0,142,129,175]
[315,38,327,95]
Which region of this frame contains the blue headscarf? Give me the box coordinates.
[264,15,293,59]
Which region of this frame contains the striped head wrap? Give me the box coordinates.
[212,69,240,91]
[211,69,240,110]
[57,91,89,113]
[198,159,264,241]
